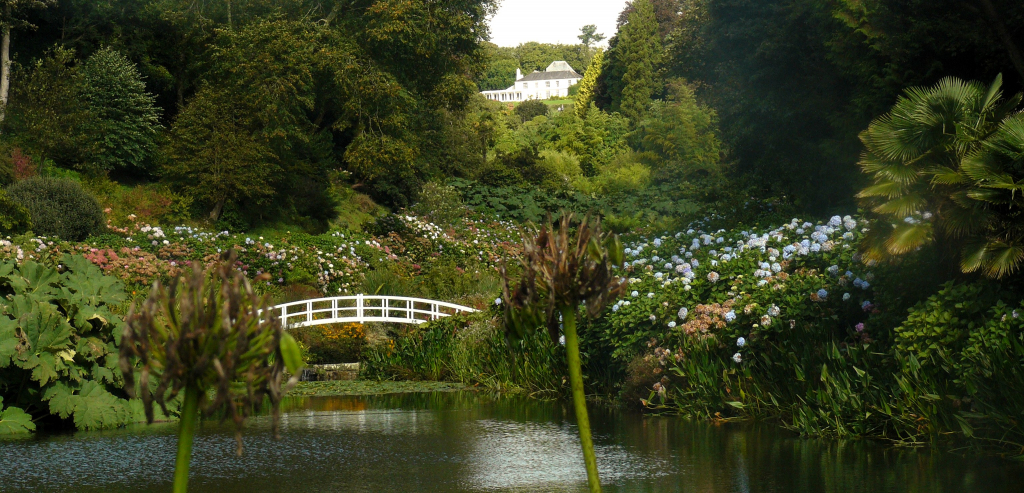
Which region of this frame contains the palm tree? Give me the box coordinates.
[119,251,303,493]
[500,214,626,493]
[857,74,1024,277]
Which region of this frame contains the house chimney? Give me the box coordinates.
[516,68,523,80]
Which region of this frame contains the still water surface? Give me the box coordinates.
[1,391,1022,492]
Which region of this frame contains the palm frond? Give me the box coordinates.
[873,194,927,217]
[884,222,931,255]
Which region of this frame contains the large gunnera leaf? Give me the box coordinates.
[58,254,126,334]
[5,297,74,385]
[43,381,134,430]
[0,397,36,435]
[0,256,128,433]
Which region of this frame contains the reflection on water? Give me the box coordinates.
[1,391,1022,492]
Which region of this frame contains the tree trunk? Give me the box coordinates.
[0,6,13,132]
[977,0,1024,83]
[173,385,201,493]
[226,0,233,30]
[210,197,227,221]
[561,306,602,493]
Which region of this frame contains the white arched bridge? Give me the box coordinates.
[268,295,478,328]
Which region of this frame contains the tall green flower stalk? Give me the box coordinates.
[501,214,626,493]
[119,251,303,493]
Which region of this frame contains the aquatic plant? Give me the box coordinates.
[119,251,303,493]
[501,214,626,493]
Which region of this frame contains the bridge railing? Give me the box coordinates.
[267,295,478,328]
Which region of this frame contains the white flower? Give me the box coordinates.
[842,293,850,301]
[767,305,780,317]
[631,291,639,297]
[737,337,746,347]
[649,314,657,322]
[678,307,688,320]
[732,353,743,363]
[494,298,502,306]
[668,321,676,328]
[724,310,736,322]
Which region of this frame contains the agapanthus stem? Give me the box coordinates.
[561,305,601,493]
[174,384,201,493]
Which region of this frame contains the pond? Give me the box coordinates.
[1,391,1022,492]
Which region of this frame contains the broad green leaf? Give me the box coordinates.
[0,316,20,368]
[71,381,133,431]
[0,404,35,435]
[43,382,77,419]
[11,261,60,298]
[280,332,304,375]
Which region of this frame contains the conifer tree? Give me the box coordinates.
[574,49,604,119]
[80,48,162,172]
[616,0,661,124]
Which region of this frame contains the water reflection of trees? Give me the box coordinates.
[220,392,1024,492]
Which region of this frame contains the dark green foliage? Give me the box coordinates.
[664,0,1024,211]
[514,100,549,122]
[892,280,1024,443]
[5,47,92,169]
[6,177,104,241]
[366,213,413,238]
[79,47,162,173]
[0,190,32,236]
[0,255,132,433]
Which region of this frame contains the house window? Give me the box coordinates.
[556,81,560,87]
[546,81,550,87]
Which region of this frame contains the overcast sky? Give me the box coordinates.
[487,0,629,47]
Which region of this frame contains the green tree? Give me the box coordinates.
[574,49,604,119]
[6,47,91,168]
[578,24,605,49]
[515,99,549,122]
[163,87,277,221]
[80,47,162,173]
[501,214,626,493]
[857,75,1024,277]
[615,0,661,123]
[629,79,722,182]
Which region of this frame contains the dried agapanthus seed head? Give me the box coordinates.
[120,250,302,455]
[501,213,627,343]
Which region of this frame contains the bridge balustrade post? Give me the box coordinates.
[332,298,338,321]
[357,294,364,324]
[306,301,312,324]
[384,297,389,319]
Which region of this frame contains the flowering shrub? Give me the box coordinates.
[292,323,366,364]
[598,215,873,362]
[0,212,520,308]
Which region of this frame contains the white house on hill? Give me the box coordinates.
[481,61,582,102]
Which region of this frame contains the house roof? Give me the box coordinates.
[517,70,582,82]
